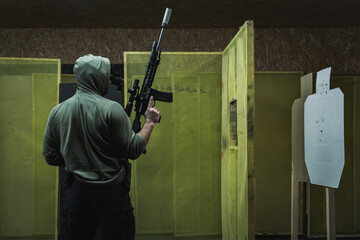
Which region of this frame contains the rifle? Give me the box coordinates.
[111,8,173,131]
[110,8,173,191]
[125,8,173,132]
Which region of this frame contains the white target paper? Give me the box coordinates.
[304,67,345,188]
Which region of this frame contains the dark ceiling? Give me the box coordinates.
[1,0,360,28]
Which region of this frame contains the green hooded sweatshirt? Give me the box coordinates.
[43,54,145,186]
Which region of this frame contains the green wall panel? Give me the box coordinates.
[253,72,302,234]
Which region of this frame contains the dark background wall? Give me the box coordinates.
[1,27,359,75]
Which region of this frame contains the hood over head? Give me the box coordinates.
[73,54,110,96]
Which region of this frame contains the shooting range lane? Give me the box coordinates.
[124,52,222,236]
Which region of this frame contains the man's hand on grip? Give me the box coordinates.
[145,96,160,124]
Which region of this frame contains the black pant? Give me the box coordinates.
[61,178,135,240]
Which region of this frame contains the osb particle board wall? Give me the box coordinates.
[0,28,237,63]
[255,28,360,75]
[0,27,359,74]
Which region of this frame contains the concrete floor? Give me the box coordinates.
[1,235,359,240]
[0,237,53,240]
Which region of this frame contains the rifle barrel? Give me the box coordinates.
[156,28,165,53]
[156,8,171,52]
[161,8,172,27]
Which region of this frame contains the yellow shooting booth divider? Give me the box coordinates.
[221,21,255,240]
[124,52,222,238]
[124,22,254,239]
[0,58,60,238]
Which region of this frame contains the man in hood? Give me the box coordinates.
[43,54,160,239]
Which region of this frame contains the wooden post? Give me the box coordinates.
[291,73,313,240]
[326,187,336,240]
[307,182,311,237]
[291,164,299,240]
